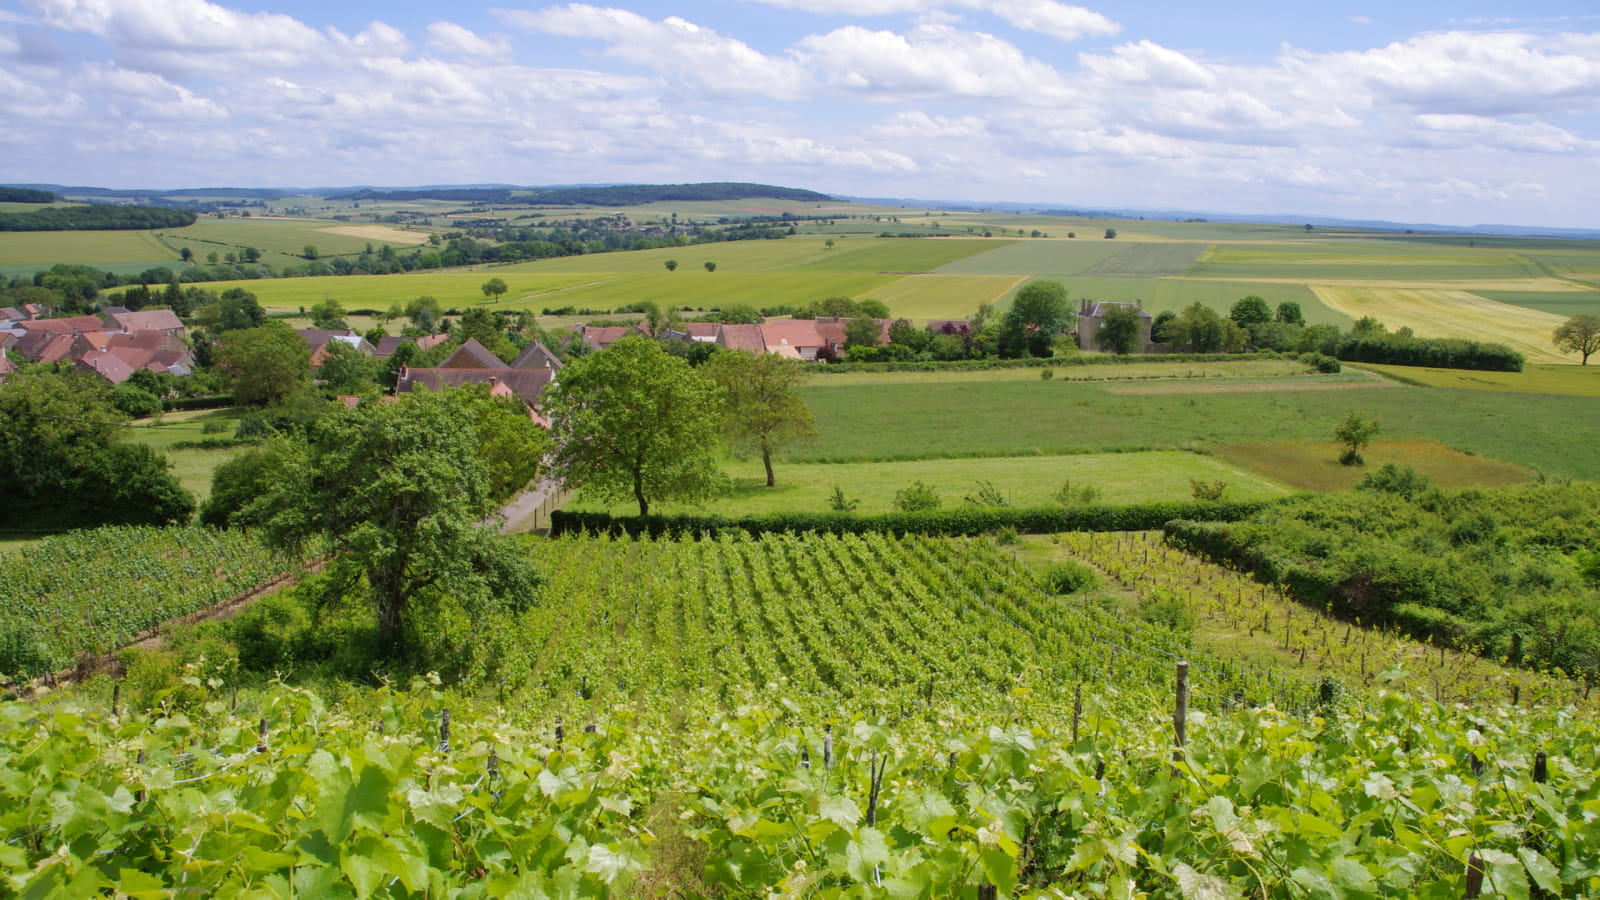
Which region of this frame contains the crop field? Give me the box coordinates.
[1209,438,1537,492]
[567,449,1292,516]
[796,237,1012,273]
[1357,362,1600,396]
[211,271,603,311]
[507,271,902,314]
[500,236,835,273]
[1475,288,1600,317]
[796,377,1600,477]
[1188,242,1543,281]
[1076,242,1209,277]
[857,273,1021,320]
[0,229,172,266]
[933,238,1133,275]
[1310,285,1570,363]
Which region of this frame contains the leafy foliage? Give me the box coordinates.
[701,348,817,487]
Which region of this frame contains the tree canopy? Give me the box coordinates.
[248,388,547,659]
[1168,303,1225,354]
[1000,279,1071,357]
[546,336,726,516]
[217,319,312,406]
[1096,305,1144,355]
[1553,315,1600,365]
[701,349,817,487]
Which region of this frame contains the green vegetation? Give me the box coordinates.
[1357,362,1600,396]
[0,525,293,678]
[1167,481,1600,681]
[0,205,196,231]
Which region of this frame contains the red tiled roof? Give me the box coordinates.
[717,324,766,352]
[438,338,506,369]
[77,350,138,385]
[108,309,185,332]
[16,315,105,335]
[759,320,826,350]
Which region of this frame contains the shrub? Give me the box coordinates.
[1358,463,1431,499]
[230,591,313,672]
[1189,479,1228,502]
[963,480,1010,508]
[826,486,859,513]
[893,480,941,512]
[1052,479,1101,507]
[1044,560,1100,594]
[1137,592,1196,638]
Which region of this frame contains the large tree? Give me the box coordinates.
[1000,279,1072,357]
[546,336,726,515]
[701,349,818,487]
[1096,305,1143,355]
[251,388,546,659]
[1553,315,1600,365]
[1169,303,1226,354]
[217,319,311,406]
[0,370,192,528]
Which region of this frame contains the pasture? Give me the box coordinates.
[123,408,249,501]
[211,271,604,312]
[565,449,1293,516]
[1188,241,1543,281]
[1209,438,1537,492]
[1310,285,1569,364]
[795,376,1600,477]
[1475,288,1600,317]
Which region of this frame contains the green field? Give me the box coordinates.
[123,408,249,502]
[1077,242,1209,277]
[1359,361,1600,396]
[858,274,1021,320]
[933,238,1130,275]
[211,271,604,312]
[568,449,1293,516]
[1475,289,1600,316]
[795,237,1012,272]
[0,229,173,269]
[1188,241,1544,281]
[795,377,1600,477]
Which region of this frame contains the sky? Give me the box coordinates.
[1,0,1598,228]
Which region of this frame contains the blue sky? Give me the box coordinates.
[2,0,1598,227]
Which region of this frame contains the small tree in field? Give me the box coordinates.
[1553,315,1600,365]
[704,261,717,272]
[893,481,941,512]
[481,277,508,303]
[1334,409,1379,466]
[701,349,817,487]
[664,259,678,272]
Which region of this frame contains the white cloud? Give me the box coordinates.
[1080,40,1213,88]
[1350,15,1372,26]
[25,0,325,58]
[500,4,808,98]
[797,22,1074,100]
[76,61,227,119]
[1412,113,1590,153]
[740,0,1119,42]
[427,21,511,57]
[866,110,989,139]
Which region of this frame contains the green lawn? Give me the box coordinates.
[566,449,1293,516]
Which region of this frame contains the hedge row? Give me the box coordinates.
[1335,335,1524,372]
[810,352,1286,375]
[164,395,235,412]
[550,499,1278,539]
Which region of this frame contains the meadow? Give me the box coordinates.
[565,449,1293,516]
[1359,361,1600,395]
[123,408,250,501]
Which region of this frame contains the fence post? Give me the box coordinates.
[1172,661,1189,776]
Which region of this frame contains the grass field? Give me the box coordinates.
[796,238,1013,272]
[795,377,1600,477]
[1188,242,1543,281]
[1358,362,1600,395]
[858,274,1021,321]
[810,357,1315,386]
[1310,285,1570,363]
[929,238,1129,275]
[0,229,173,266]
[1210,438,1537,492]
[566,449,1293,515]
[123,408,249,502]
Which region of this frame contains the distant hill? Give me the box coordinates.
[338,182,835,206]
[0,187,55,203]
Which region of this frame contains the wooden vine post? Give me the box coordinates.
[1173,661,1189,776]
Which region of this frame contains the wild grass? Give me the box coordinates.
[124,408,249,502]
[1209,438,1537,492]
[564,449,1293,516]
[1357,362,1600,396]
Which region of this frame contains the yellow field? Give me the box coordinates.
[859,274,1022,321]
[1311,285,1570,364]
[315,224,433,244]
[1357,362,1600,396]
[1184,276,1590,291]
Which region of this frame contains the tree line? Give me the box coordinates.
[0,205,198,231]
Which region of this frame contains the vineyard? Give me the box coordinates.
[3,530,1599,896]
[0,526,297,680]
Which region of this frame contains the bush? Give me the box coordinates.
[1137,592,1196,638]
[1053,479,1101,506]
[826,486,859,512]
[963,480,1010,508]
[1189,479,1228,501]
[893,480,941,512]
[1044,560,1100,593]
[230,591,313,672]
[108,384,162,418]
[1358,463,1431,499]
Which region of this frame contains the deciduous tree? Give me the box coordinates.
[1000,279,1071,357]
[1096,305,1143,355]
[702,349,817,487]
[218,320,312,406]
[481,277,508,302]
[252,388,545,659]
[1553,315,1600,365]
[546,336,726,516]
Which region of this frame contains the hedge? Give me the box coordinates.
[810,352,1287,375]
[164,395,235,412]
[550,499,1279,539]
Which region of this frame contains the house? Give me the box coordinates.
[395,338,560,425]
[14,315,106,337]
[0,307,24,327]
[1075,299,1155,353]
[574,322,648,352]
[297,329,375,366]
[715,323,767,353]
[680,322,720,343]
[373,333,450,358]
[814,316,893,346]
[106,308,185,336]
[758,321,832,361]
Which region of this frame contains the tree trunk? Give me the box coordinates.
[372,565,407,659]
[634,466,649,517]
[762,441,775,488]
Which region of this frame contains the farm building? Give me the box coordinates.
[1076,300,1155,353]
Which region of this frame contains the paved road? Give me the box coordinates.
[496,479,566,534]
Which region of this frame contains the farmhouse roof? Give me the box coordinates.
[397,366,555,411]
[107,308,185,333]
[439,338,506,369]
[77,350,138,385]
[759,320,827,351]
[815,316,892,345]
[682,322,720,341]
[0,307,24,324]
[510,340,563,372]
[575,325,636,352]
[372,333,450,358]
[16,315,105,335]
[716,323,767,352]
[33,334,78,364]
